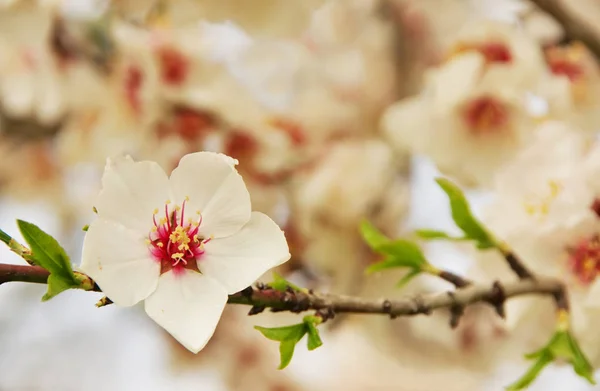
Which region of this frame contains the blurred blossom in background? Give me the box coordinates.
[1,0,600,390]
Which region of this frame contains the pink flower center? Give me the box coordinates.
[157,46,189,86]
[548,59,584,82]
[545,44,587,83]
[477,42,512,64]
[125,65,143,115]
[450,41,512,65]
[462,96,508,134]
[148,198,210,274]
[568,235,600,285]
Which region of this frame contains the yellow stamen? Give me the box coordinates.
[583,258,596,274]
[548,180,562,197]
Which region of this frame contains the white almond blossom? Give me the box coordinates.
[79,151,290,353]
[474,121,600,363]
[382,52,537,186]
[0,5,66,125]
[444,20,546,89]
[538,42,600,132]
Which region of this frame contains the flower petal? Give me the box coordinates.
[585,280,600,308]
[79,218,160,307]
[95,156,171,232]
[144,269,228,353]
[199,212,290,294]
[95,156,169,233]
[169,152,251,238]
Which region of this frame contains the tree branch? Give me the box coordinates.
[0,263,564,319]
[500,249,535,280]
[0,264,55,285]
[528,0,600,59]
[438,270,471,288]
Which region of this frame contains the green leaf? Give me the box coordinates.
[435,178,497,249]
[566,333,595,383]
[255,323,307,369]
[550,331,596,384]
[279,340,298,369]
[365,239,429,274]
[267,272,305,293]
[17,220,79,300]
[508,329,596,390]
[42,274,79,302]
[256,317,325,369]
[305,322,323,351]
[414,229,468,242]
[254,324,306,342]
[506,351,553,391]
[365,256,404,274]
[377,240,428,267]
[360,220,390,251]
[396,269,422,288]
[303,316,323,351]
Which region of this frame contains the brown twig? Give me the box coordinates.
[228,277,561,317]
[0,263,563,319]
[438,270,471,288]
[528,0,600,59]
[501,250,535,280]
[0,264,56,285]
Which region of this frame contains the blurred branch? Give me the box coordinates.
[500,248,535,280]
[437,270,471,288]
[0,263,564,320]
[528,0,600,59]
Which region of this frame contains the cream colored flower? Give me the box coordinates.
[382,52,536,186]
[0,4,66,125]
[444,20,546,89]
[80,152,290,353]
[539,42,600,132]
[474,122,600,364]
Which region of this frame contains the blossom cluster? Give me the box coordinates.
[4,0,600,390]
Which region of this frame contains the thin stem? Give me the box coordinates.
[437,270,471,288]
[500,247,535,280]
[0,229,11,245]
[0,263,563,318]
